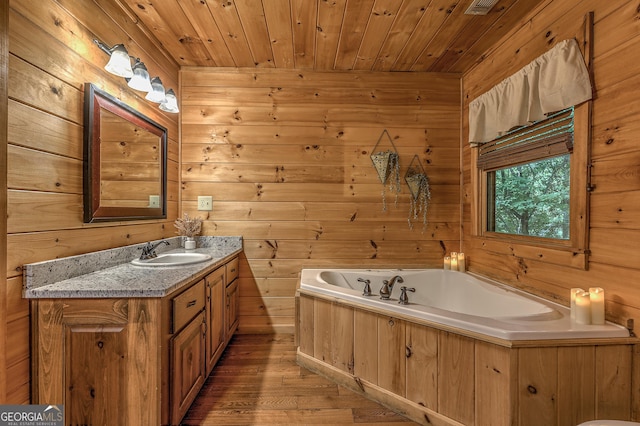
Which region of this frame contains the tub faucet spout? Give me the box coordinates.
[380,275,403,300]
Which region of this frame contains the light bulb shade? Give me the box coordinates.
[127,59,152,92]
[159,89,179,113]
[104,44,133,78]
[145,77,166,103]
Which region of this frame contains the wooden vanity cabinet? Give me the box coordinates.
[170,279,206,425]
[32,255,240,426]
[32,298,163,425]
[225,257,240,339]
[205,266,225,375]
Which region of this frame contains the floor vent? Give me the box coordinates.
[464,0,499,15]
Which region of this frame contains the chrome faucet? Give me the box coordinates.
[357,278,372,296]
[139,240,170,260]
[398,286,415,305]
[379,275,403,300]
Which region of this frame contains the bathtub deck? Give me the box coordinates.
[182,334,417,425]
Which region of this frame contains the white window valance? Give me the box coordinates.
[469,39,592,144]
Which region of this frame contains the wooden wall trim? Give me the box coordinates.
[1,0,9,402]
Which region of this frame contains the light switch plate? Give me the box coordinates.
[149,195,160,208]
[197,196,213,211]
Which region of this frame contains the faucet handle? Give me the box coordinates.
[398,286,415,305]
[139,242,153,254]
[357,278,372,296]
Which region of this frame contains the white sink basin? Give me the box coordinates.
[131,252,212,267]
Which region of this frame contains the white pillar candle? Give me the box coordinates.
[589,287,605,325]
[574,290,591,325]
[450,256,458,271]
[457,252,466,272]
[570,288,584,320]
[443,256,451,270]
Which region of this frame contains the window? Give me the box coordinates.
[480,108,573,241]
[488,154,570,239]
[475,106,589,253]
[467,39,592,267]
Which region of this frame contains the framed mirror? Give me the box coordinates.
[83,83,167,223]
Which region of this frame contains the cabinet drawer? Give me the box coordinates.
[173,279,205,333]
[226,256,239,284]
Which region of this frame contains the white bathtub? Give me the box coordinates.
[299,268,630,341]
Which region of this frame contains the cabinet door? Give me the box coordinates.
[225,279,239,337]
[205,266,225,375]
[34,299,161,426]
[377,316,406,397]
[171,311,206,425]
[405,322,438,409]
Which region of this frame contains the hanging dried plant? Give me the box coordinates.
[372,150,401,211]
[174,213,202,237]
[370,130,402,211]
[405,171,431,232]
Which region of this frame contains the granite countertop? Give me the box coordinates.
[23,236,242,299]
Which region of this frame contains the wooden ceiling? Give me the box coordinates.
[118,0,545,73]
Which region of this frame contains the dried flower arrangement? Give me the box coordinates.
[406,170,431,232]
[174,213,202,238]
[371,150,401,211]
[404,155,431,232]
[370,130,402,211]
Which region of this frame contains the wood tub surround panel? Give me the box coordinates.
[297,293,639,425]
[378,316,406,397]
[405,322,438,411]
[32,256,239,426]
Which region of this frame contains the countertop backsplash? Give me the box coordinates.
[23,236,243,296]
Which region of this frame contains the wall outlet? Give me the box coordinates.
[197,195,213,211]
[149,195,160,208]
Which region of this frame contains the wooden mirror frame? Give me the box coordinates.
[83,83,167,223]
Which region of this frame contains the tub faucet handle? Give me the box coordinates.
[357,278,372,296]
[398,286,415,305]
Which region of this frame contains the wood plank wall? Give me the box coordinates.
[180,68,461,334]
[462,1,640,330]
[1,0,9,402]
[4,0,179,403]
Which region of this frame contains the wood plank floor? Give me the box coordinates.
[182,334,418,425]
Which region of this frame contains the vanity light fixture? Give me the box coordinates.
[93,38,179,113]
[159,89,180,113]
[127,58,153,92]
[145,77,166,103]
[94,40,133,78]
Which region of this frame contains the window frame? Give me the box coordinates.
[471,102,591,268]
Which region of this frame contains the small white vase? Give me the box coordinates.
[184,237,196,250]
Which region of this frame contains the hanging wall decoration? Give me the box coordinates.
[370,129,401,210]
[405,155,431,231]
